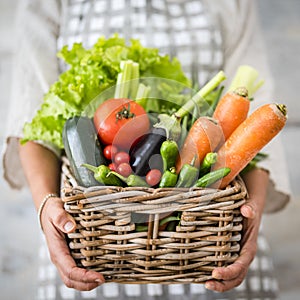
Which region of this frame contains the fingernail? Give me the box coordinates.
[95,279,103,284]
[247,204,254,213]
[212,271,222,280]
[246,205,255,218]
[205,282,215,290]
[64,221,74,232]
[241,205,254,218]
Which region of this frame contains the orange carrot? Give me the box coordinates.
[176,116,223,172]
[213,87,250,141]
[212,103,287,188]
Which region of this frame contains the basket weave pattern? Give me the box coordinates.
[61,158,247,284]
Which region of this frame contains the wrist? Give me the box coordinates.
[38,193,59,231]
[241,167,270,219]
[242,167,269,197]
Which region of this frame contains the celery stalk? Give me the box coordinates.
[114,73,123,99]
[122,61,132,98]
[130,62,140,99]
[135,83,151,107]
[228,65,264,98]
[114,60,134,98]
[114,60,151,102]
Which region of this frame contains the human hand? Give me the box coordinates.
[40,197,105,291]
[204,203,260,291]
[205,168,269,292]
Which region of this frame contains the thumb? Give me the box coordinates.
[240,202,256,219]
[61,216,76,233]
[51,205,76,233]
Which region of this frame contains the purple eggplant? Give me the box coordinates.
[129,127,166,176]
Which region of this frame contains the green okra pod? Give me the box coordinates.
[160,140,179,172]
[194,167,231,188]
[159,167,178,188]
[82,164,123,186]
[135,224,149,232]
[159,215,181,227]
[109,171,149,187]
[176,157,199,188]
[199,152,217,176]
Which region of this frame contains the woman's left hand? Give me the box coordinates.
[205,168,269,292]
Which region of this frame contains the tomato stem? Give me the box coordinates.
[115,104,135,122]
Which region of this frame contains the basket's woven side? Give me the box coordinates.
[61,158,247,284]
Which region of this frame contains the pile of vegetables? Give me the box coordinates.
[63,60,287,190]
[22,35,288,191]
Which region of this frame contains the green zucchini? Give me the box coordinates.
[63,116,107,187]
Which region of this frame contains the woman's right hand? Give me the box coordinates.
[41,196,105,291]
[19,142,105,290]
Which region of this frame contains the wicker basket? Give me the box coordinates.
[61,157,248,284]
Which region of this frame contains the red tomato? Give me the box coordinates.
[108,163,117,172]
[94,98,150,149]
[117,163,132,177]
[103,145,118,160]
[114,151,130,165]
[146,169,162,186]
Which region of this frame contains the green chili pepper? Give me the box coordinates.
[160,140,179,172]
[194,167,231,188]
[164,212,181,231]
[159,214,181,227]
[199,152,217,176]
[109,171,149,187]
[135,224,149,232]
[82,164,123,186]
[166,221,178,231]
[159,167,178,188]
[176,157,199,188]
[178,115,189,149]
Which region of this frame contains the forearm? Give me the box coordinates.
[19,141,61,211]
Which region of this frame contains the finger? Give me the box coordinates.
[205,251,252,292]
[211,241,256,282]
[205,274,245,292]
[240,203,256,219]
[47,224,105,290]
[47,198,77,233]
[211,260,247,282]
[60,265,104,291]
[43,203,105,290]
